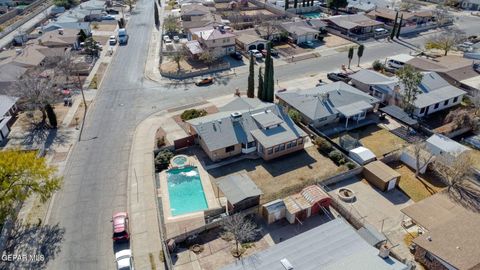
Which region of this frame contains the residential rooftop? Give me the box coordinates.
[222,218,407,270]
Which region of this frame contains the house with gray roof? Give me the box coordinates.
[323,14,385,40]
[187,97,307,162]
[276,81,379,131]
[348,69,466,117]
[277,19,327,44]
[222,218,407,270]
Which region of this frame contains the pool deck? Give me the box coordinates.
[160,156,221,239]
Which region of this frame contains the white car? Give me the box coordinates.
[163,35,171,43]
[109,35,117,45]
[115,249,134,270]
[248,49,263,59]
[173,36,180,42]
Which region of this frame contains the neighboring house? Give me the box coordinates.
[323,14,385,40]
[401,191,480,270]
[222,218,408,270]
[460,0,480,10]
[277,19,327,44]
[41,22,91,36]
[348,70,466,117]
[405,55,480,95]
[426,134,471,164]
[347,0,394,12]
[188,25,236,57]
[235,33,267,51]
[0,95,19,142]
[0,61,27,90]
[0,45,46,68]
[35,28,80,48]
[187,97,307,162]
[367,8,435,27]
[276,81,379,129]
[180,3,213,21]
[235,25,283,42]
[181,13,223,32]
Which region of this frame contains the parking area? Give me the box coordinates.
[208,146,341,203]
[326,177,414,261]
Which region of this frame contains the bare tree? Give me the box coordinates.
[400,0,418,11]
[425,28,466,56]
[170,51,185,72]
[444,108,477,131]
[199,50,216,67]
[411,142,435,177]
[12,67,60,124]
[433,152,480,211]
[222,213,258,257]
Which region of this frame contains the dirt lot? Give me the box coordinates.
[469,149,480,170]
[332,125,407,157]
[389,161,446,202]
[161,59,226,74]
[324,34,354,48]
[208,146,340,203]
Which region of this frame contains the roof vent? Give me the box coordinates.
[231,111,242,120]
[280,258,293,270]
[427,236,432,241]
[212,122,217,132]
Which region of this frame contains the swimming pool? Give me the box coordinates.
[302,12,322,19]
[166,166,208,216]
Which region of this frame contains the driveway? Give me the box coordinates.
[326,177,414,262]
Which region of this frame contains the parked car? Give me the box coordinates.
[374,28,388,35]
[248,49,263,59]
[102,15,116,20]
[300,41,315,48]
[173,36,180,42]
[386,59,406,70]
[327,72,351,83]
[261,48,279,57]
[112,212,129,242]
[109,35,117,45]
[115,249,134,270]
[163,35,171,42]
[195,77,213,86]
[230,51,243,60]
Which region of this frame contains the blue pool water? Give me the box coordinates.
[167,166,208,216]
[171,155,187,167]
[302,12,322,19]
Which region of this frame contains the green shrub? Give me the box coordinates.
[156,136,166,149]
[372,60,384,71]
[314,137,333,153]
[180,109,207,121]
[345,161,356,170]
[328,150,344,164]
[155,149,174,172]
[288,109,302,123]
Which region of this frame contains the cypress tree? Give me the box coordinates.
[154,3,159,27]
[396,14,403,39]
[285,0,289,9]
[258,67,264,100]
[302,0,305,7]
[267,57,275,102]
[390,12,398,40]
[247,53,255,98]
[263,43,275,103]
[293,0,298,8]
[357,44,364,67]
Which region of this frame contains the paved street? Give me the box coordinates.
[43,0,480,267]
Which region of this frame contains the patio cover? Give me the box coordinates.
[335,100,372,118]
[379,105,418,126]
[217,173,263,204]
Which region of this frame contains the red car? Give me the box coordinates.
[112,212,130,242]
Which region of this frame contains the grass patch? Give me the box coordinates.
[149,253,156,270]
[89,74,98,89]
[390,162,446,202]
[335,45,358,53]
[159,250,165,262]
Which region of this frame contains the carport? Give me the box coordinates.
[215,173,263,214]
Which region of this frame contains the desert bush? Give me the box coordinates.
[372,60,384,71]
[314,137,333,153]
[329,150,344,164]
[345,161,356,170]
[180,109,207,121]
[154,149,174,172]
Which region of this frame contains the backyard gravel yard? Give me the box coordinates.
[208,146,340,203]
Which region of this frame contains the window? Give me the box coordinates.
[212,39,215,43]
[225,145,235,152]
[420,107,425,114]
[453,96,459,103]
[318,117,327,122]
[279,144,285,151]
[267,148,273,154]
[297,138,303,145]
[434,103,439,109]
[247,141,256,148]
[424,252,434,262]
[274,146,280,153]
[286,142,292,149]
[444,100,449,106]
[258,144,264,153]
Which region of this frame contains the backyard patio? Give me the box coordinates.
[207,146,340,203]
